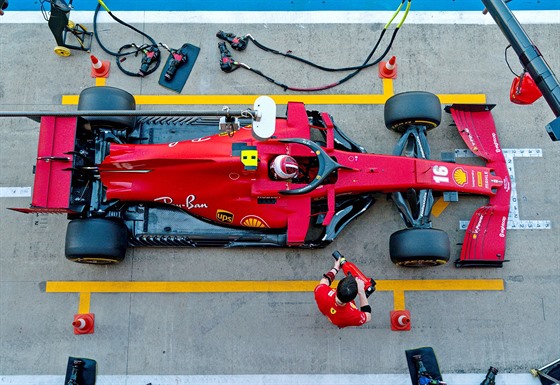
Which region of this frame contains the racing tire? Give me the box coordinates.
[389,228,450,267]
[384,91,442,132]
[77,86,136,129]
[65,218,128,265]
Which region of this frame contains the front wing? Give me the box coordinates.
[448,104,511,267]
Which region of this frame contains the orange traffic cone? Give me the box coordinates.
[72,313,95,335]
[90,55,110,78]
[390,309,411,331]
[379,55,398,79]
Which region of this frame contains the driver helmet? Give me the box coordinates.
[271,155,299,180]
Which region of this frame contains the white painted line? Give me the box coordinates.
[455,148,544,158]
[0,373,543,385]
[502,150,551,230]
[0,10,558,24]
[0,187,31,198]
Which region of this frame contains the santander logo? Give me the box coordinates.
[473,214,484,234]
[464,128,477,149]
[491,133,501,153]
[499,216,507,238]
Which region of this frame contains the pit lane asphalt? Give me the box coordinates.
[0,13,559,383]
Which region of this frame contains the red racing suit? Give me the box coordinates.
[314,283,368,328]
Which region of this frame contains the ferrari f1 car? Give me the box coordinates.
[11,87,511,267]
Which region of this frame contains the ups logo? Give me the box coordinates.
[216,210,234,223]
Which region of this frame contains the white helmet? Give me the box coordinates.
[271,155,299,180]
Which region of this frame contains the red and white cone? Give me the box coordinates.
[90,55,110,78]
[390,309,411,331]
[72,313,95,335]
[379,55,398,79]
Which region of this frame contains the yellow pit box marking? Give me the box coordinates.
[47,279,503,314]
[62,79,486,106]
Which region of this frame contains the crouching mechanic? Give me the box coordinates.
[314,258,372,328]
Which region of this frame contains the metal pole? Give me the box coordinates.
[481,0,560,140]
[0,110,250,118]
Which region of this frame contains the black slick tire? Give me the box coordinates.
[389,228,450,267]
[77,86,136,129]
[65,218,128,264]
[384,91,442,132]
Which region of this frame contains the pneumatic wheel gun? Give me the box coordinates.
[218,42,238,73]
[413,355,447,385]
[164,43,190,81]
[216,30,248,50]
[67,359,84,385]
[332,250,376,297]
[138,46,160,77]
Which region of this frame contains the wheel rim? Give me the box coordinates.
[73,257,118,265]
[398,259,446,267]
[54,46,71,57]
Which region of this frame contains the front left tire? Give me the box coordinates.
[389,228,450,267]
[384,91,442,132]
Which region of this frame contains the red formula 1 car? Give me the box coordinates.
[11,87,511,267]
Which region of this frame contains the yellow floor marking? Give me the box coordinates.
[95,77,106,87]
[382,78,394,97]
[62,93,486,106]
[78,292,91,314]
[437,94,487,104]
[62,78,486,105]
[47,279,503,314]
[393,290,406,310]
[48,280,318,293]
[432,196,451,217]
[378,279,503,291]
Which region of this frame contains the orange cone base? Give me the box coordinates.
[73,313,95,335]
[378,61,398,79]
[390,310,411,331]
[91,61,110,78]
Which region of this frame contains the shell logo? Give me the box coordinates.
[241,215,269,228]
[453,167,468,186]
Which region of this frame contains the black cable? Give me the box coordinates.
[39,0,50,21]
[237,27,399,92]
[93,2,161,77]
[504,45,521,77]
[247,29,387,73]
[288,28,399,91]
[221,0,410,92]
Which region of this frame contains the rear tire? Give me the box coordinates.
[390,228,450,267]
[384,91,442,132]
[65,218,128,264]
[78,86,136,129]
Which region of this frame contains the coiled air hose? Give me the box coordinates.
[224,0,411,92]
[93,0,161,77]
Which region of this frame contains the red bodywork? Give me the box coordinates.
[99,103,510,256]
[19,102,511,264]
[13,116,77,214]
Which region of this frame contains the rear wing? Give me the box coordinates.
[9,116,77,214]
[447,104,511,267]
